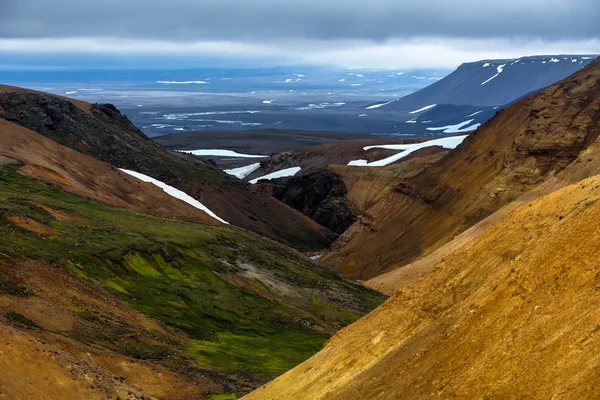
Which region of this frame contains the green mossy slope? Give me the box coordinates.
[0,168,384,381]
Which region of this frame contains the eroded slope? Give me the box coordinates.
[244,168,600,400]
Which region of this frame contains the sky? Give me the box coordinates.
[1,0,599,69]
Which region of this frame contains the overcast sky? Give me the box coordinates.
[1,0,599,69]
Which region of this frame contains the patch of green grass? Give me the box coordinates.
[5,311,39,328]
[189,329,328,379]
[0,171,386,380]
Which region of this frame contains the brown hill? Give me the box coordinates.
[0,118,217,224]
[243,170,600,400]
[0,85,332,251]
[321,57,600,279]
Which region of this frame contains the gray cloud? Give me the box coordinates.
[1,0,599,42]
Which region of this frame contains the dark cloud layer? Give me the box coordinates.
[1,0,599,42]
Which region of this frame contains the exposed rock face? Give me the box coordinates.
[262,169,356,234]
[0,86,333,251]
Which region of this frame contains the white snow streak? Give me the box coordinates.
[426,119,480,134]
[349,136,468,167]
[465,110,484,117]
[223,163,261,179]
[481,64,506,85]
[249,167,301,184]
[178,149,269,158]
[409,104,437,114]
[119,169,228,224]
[366,101,394,109]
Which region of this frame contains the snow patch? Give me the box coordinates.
[409,104,437,114]
[481,64,506,85]
[426,119,480,134]
[119,169,228,224]
[550,58,560,63]
[178,149,269,158]
[465,110,484,117]
[482,63,491,68]
[224,163,261,179]
[249,167,301,184]
[366,101,394,109]
[349,136,468,167]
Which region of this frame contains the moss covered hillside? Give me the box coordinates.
[0,164,384,396]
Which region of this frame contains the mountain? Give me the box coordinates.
[0,85,333,251]
[0,117,385,398]
[382,55,596,108]
[319,56,600,280]
[358,54,597,136]
[243,56,600,400]
[243,171,600,400]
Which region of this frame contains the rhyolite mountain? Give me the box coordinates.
[320,56,600,280]
[0,85,333,251]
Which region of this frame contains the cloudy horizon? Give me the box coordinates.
[1,0,599,69]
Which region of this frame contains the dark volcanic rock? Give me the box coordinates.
[261,169,356,235]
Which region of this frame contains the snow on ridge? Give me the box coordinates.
[465,110,484,117]
[157,81,208,84]
[224,163,261,179]
[426,119,480,134]
[119,169,228,224]
[366,101,394,110]
[65,91,77,95]
[249,167,301,184]
[349,136,468,167]
[409,104,437,114]
[481,64,506,85]
[178,149,269,158]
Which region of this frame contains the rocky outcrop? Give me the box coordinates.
[261,169,357,234]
